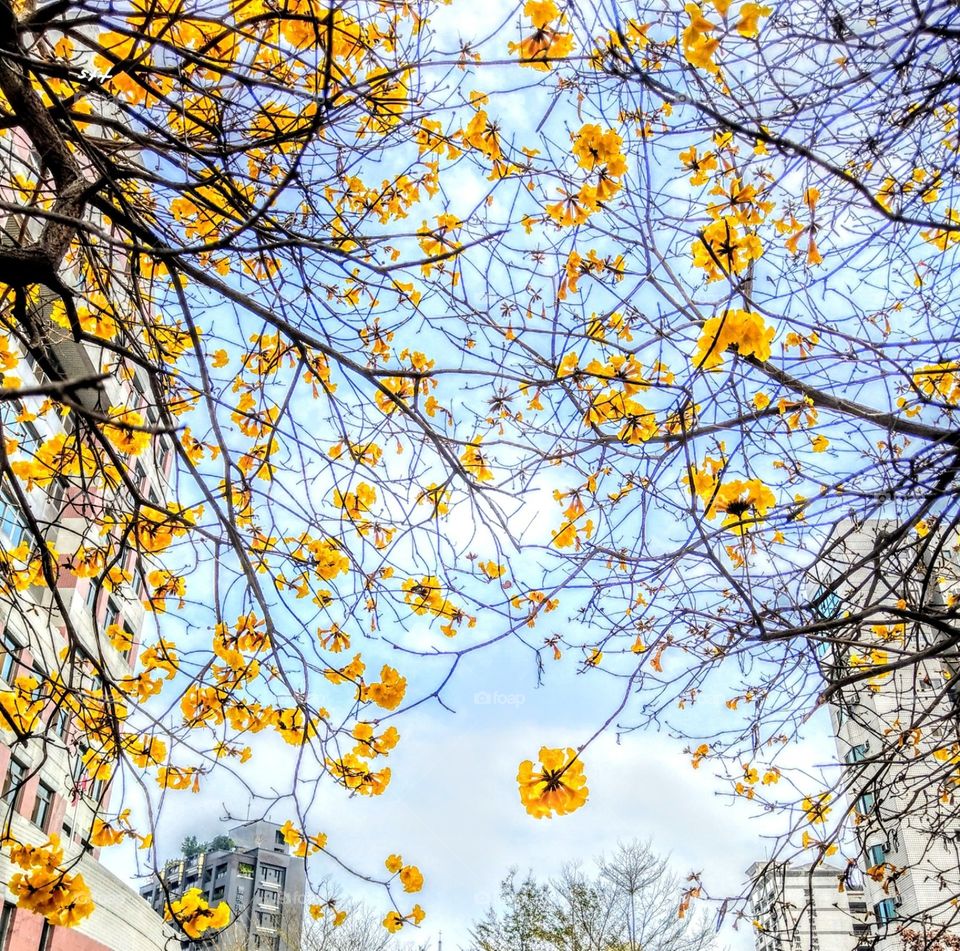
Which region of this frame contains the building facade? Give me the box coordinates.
[748,861,871,951]
[140,821,305,951]
[807,521,960,946]
[0,334,177,951]
[0,117,175,951]
[0,7,185,950]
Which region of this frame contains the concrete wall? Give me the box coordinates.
[0,809,174,951]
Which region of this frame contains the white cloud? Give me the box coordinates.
[104,651,814,951]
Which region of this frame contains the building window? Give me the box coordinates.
[61,820,73,842]
[53,706,70,740]
[260,865,284,886]
[48,477,69,511]
[257,888,279,907]
[0,630,19,684]
[215,864,227,881]
[0,901,15,951]
[32,782,53,831]
[256,910,279,929]
[212,886,224,901]
[813,586,841,620]
[38,920,52,951]
[2,757,27,810]
[866,843,886,867]
[275,830,285,846]
[158,437,172,472]
[103,597,120,631]
[0,491,27,549]
[874,898,897,923]
[72,748,106,804]
[238,862,254,878]
[857,790,877,813]
[845,743,868,764]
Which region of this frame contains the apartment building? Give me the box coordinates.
[140,820,306,951]
[0,327,177,951]
[807,520,960,945]
[748,861,871,951]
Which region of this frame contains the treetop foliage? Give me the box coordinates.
[0,0,957,940]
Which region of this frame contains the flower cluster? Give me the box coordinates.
[517,747,589,818]
[385,853,425,892]
[166,887,230,939]
[688,461,777,535]
[508,0,575,71]
[6,836,94,926]
[383,904,426,932]
[692,309,774,369]
[546,124,628,226]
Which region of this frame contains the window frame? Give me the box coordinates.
[857,790,877,813]
[0,488,28,550]
[2,757,27,811]
[874,897,897,923]
[866,843,886,867]
[845,743,869,764]
[0,901,15,951]
[0,628,20,685]
[31,780,54,831]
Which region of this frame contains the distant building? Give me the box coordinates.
[748,861,871,951]
[140,820,305,951]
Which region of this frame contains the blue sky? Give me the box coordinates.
[104,617,839,949]
[92,0,901,944]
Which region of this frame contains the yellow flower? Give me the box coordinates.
[508,0,576,70]
[517,747,589,818]
[364,665,407,710]
[400,865,424,893]
[736,2,772,37]
[103,406,151,456]
[692,217,764,281]
[692,310,774,369]
[571,124,627,176]
[90,818,126,847]
[6,835,95,926]
[461,439,494,482]
[801,793,832,824]
[679,145,718,185]
[166,888,230,939]
[701,478,777,534]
